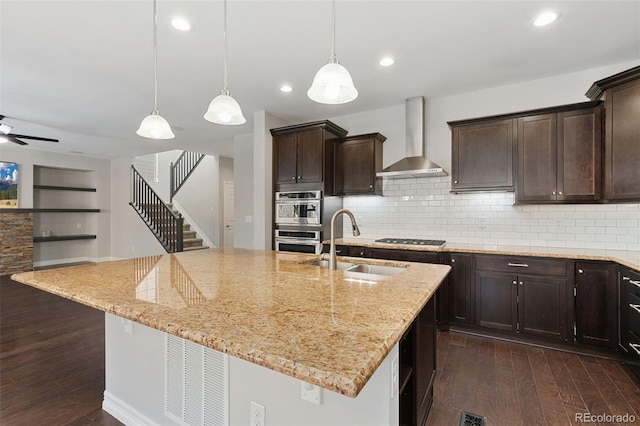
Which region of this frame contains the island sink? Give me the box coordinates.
[306,259,356,270]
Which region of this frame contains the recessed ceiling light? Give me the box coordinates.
[379,57,394,67]
[171,17,192,31]
[534,11,558,27]
[280,85,293,93]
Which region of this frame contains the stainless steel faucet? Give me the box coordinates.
[329,209,361,270]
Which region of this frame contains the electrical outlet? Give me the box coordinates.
[250,401,265,426]
[120,318,134,334]
[391,354,399,398]
[301,381,322,404]
[245,215,253,223]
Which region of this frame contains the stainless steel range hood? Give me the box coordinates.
[376,97,447,178]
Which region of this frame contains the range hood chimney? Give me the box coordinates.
[376,96,447,178]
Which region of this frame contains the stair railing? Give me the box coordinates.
[170,151,205,203]
[130,165,184,253]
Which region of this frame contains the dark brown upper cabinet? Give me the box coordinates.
[516,104,603,204]
[271,120,347,194]
[449,118,515,193]
[334,133,386,196]
[587,66,640,202]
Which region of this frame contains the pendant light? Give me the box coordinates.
[204,0,246,125]
[307,0,358,104]
[137,0,175,139]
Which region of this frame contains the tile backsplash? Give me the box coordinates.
[343,176,640,251]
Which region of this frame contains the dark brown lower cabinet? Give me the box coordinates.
[449,253,474,325]
[400,296,436,426]
[575,262,617,348]
[474,255,568,341]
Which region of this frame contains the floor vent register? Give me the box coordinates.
[460,411,486,426]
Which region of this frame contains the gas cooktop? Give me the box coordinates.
[374,238,446,247]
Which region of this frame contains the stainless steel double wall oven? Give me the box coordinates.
[274,190,343,254]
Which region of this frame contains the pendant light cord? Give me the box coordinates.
[330,0,337,62]
[153,0,159,112]
[222,0,228,93]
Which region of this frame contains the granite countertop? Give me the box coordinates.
[331,238,640,272]
[11,248,450,398]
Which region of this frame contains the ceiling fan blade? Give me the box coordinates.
[7,135,28,145]
[10,133,59,143]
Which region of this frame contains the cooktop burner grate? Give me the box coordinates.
[374,238,446,247]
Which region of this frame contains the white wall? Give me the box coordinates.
[0,144,112,262]
[110,156,165,259]
[218,156,234,247]
[253,111,292,250]
[234,133,254,249]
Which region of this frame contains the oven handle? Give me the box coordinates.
[275,238,321,245]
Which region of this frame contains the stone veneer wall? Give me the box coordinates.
[0,211,33,274]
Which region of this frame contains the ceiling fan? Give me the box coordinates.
[0,115,59,145]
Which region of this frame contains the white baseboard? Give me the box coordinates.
[33,256,91,268]
[103,391,159,426]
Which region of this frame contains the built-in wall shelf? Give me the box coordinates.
[32,165,99,266]
[33,185,97,192]
[32,208,101,213]
[34,234,97,243]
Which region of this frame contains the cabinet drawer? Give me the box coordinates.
[629,292,640,334]
[623,269,640,299]
[474,254,566,277]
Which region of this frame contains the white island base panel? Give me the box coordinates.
[103,313,400,426]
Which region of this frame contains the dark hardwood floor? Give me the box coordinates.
[3,272,639,425]
[427,331,640,426]
[0,274,121,426]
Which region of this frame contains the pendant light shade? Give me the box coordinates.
[204,0,246,126]
[308,0,357,105]
[204,89,246,125]
[307,59,358,104]
[138,0,174,139]
[136,111,175,139]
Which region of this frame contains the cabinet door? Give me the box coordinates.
[297,128,324,183]
[274,134,298,184]
[336,138,375,194]
[517,114,557,202]
[450,253,473,325]
[518,275,566,341]
[415,296,436,426]
[370,248,439,264]
[557,107,602,202]
[604,79,640,200]
[451,119,515,192]
[576,262,617,348]
[475,271,517,331]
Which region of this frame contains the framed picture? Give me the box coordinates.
[0,162,18,208]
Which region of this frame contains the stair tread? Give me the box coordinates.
[183,246,208,251]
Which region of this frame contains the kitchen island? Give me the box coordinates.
[11,248,450,425]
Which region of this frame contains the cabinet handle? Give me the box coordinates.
[508,262,529,268]
[291,176,296,180]
[298,176,301,179]
[623,276,630,280]
[552,191,556,195]
[451,259,456,263]
[631,304,640,314]
[454,180,458,184]
[369,185,373,188]
[519,281,523,286]
[512,280,517,285]
[630,280,640,288]
[630,343,640,356]
[578,269,584,274]
[558,191,563,195]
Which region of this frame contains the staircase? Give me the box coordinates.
[167,204,207,252]
[130,151,208,254]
